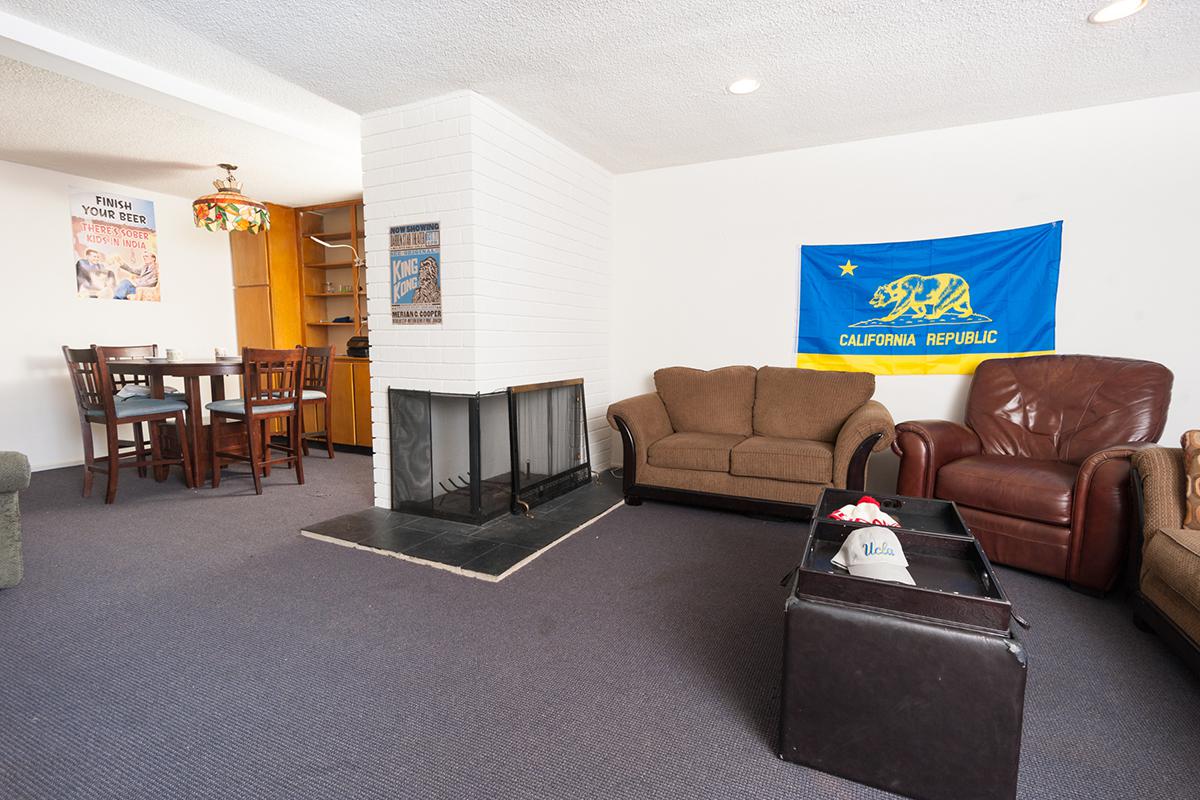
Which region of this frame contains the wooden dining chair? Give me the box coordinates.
[298,345,336,459]
[207,347,306,495]
[93,343,159,477]
[62,346,194,503]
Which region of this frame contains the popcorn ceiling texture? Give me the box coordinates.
[3,0,1199,173]
[0,57,361,206]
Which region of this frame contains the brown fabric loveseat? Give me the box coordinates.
[1130,447,1200,676]
[606,366,895,517]
[894,354,1173,593]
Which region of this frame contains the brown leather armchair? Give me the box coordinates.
[894,355,1173,593]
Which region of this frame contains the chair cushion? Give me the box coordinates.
[731,436,833,483]
[86,397,188,420]
[935,455,1077,526]
[273,389,326,400]
[647,433,744,473]
[753,367,875,441]
[206,398,296,415]
[653,366,756,436]
[1142,527,1200,612]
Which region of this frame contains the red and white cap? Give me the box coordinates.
[828,495,900,527]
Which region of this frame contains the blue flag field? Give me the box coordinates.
[796,222,1062,375]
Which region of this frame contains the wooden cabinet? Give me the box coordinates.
[229,202,302,350]
[353,360,372,445]
[229,199,373,451]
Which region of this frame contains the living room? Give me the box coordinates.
[2,2,1199,799]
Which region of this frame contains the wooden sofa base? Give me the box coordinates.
[625,484,814,521]
[1131,591,1200,678]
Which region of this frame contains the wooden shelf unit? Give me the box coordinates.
[297,199,372,449]
[229,198,372,450]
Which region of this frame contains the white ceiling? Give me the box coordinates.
[0,56,361,206]
[1,0,1199,176]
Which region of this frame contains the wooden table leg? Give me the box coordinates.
[151,375,169,481]
[184,376,204,486]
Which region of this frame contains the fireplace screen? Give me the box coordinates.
[389,379,591,524]
[508,379,592,514]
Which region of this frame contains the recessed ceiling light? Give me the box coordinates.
[726,78,761,95]
[1088,0,1148,24]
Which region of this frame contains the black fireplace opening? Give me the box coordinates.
[389,379,591,524]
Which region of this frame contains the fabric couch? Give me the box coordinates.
[606,366,895,516]
[1,451,31,588]
[1130,447,1200,676]
[894,354,1173,593]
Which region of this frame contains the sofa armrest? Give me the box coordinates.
[607,393,673,473]
[1130,447,1186,550]
[833,400,895,490]
[0,452,30,494]
[1068,443,1160,593]
[893,420,981,498]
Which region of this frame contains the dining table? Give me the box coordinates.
[108,356,245,482]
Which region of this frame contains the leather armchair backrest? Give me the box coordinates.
[965,355,1173,464]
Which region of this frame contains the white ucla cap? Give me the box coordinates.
[832,526,915,586]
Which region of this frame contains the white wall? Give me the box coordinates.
[611,92,1200,492]
[469,94,612,469]
[0,159,238,470]
[362,92,612,507]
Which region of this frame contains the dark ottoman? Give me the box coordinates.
[780,490,1028,800]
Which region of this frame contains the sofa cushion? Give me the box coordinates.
[653,366,756,436]
[753,366,874,441]
[647,433,744,473]
[731,436,833,484]
[1143,527,1200,612]
[935,455,1077,526]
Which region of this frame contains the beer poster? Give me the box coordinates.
[71,190,160,301]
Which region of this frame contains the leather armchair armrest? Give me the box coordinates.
[892,420,981,498]
[833,400,895,490]
[1068,443,1157,593]
[0,452,31,494]
[607,393,673,474]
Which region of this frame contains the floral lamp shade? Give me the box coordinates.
[192,163,270,234]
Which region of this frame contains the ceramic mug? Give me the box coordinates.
[166,348,183,362]
[214,347,228,359]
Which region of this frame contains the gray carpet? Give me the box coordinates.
[2,455,1199,799]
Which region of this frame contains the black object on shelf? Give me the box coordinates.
[346,335,370,358]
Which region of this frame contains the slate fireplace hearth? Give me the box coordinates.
[389,379,593,524]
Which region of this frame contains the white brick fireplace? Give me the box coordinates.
[362,91,613,508]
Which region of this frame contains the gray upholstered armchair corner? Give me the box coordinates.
[0,451,31,589]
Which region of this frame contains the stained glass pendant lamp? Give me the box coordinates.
[192,163,270,234]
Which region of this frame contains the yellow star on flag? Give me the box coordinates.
[838,260,858,276]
